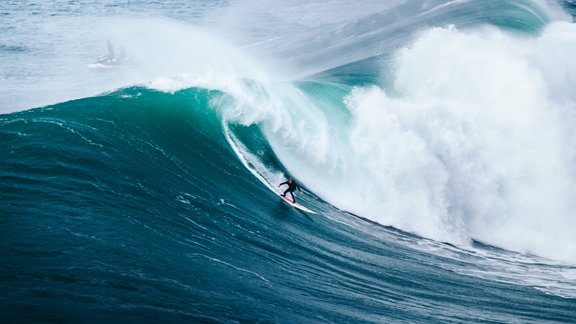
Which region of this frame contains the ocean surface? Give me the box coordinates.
[2,0,576,322]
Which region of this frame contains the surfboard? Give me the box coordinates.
[280,194,316,214]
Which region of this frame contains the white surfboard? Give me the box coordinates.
[280,194,316,214]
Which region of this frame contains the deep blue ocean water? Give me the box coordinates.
[2,1,576,322]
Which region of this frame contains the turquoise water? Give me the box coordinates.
[2,1,576,322]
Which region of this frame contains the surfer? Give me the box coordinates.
[96,40,115,65]
[279,178,302,203]
[94,41,128,66]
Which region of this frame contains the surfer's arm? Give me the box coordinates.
[279,181,288,187]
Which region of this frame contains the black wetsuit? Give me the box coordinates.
[279,180,301,203]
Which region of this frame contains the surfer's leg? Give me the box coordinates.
[282,188,290,197]
[290,191,296,203]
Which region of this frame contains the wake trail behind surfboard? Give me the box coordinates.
[279,194,316,214]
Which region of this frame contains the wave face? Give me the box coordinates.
[2,0,576,322]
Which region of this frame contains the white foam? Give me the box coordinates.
[331,23,576,262]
